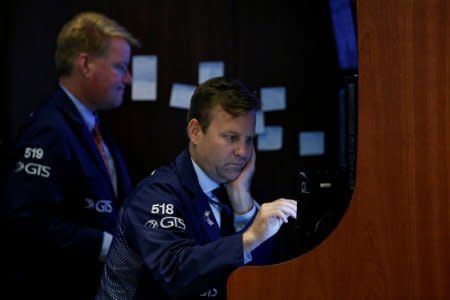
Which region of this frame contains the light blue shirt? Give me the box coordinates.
[191,159,257,264]
[60,85,96,131]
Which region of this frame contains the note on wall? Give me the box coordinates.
[198,61,224,84]
[257,126,283,151]
[132,55,157,101]
[169,83,197,109]
[255,110,265,135]
[299,131,325,156]
[260,86,286,111]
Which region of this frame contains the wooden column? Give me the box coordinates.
[227,0,450,299]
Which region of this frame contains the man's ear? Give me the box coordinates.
[187,119,202,144]
[74,52,90,78]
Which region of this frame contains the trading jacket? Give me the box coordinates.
[2,86,133,300]
[97,149,277,300]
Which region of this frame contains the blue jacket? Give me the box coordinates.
[97,149,277,300]
[2,86,133,300]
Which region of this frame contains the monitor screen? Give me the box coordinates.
[329,0,358,72]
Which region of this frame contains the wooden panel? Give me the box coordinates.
[227,0,450,299]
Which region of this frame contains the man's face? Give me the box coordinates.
[88,37,131,110]
[191,105,256,184]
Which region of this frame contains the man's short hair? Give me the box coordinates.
[55,11,140,77]
[187,77,261,132]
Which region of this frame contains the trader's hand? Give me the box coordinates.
[243,198,297,253]
[225,147,256,215]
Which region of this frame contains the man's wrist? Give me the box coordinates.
[242,230,261,254]
[99,231,113,262]
[234,201,258,231]
[230,190,254,214]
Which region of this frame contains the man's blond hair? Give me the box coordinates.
[55,12,140,77]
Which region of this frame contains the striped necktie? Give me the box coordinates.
[92,121,112,179]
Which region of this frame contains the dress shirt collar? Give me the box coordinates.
[191,159,219,196]
[60,84,97,131]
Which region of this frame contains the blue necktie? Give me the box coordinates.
[212,185,235,236]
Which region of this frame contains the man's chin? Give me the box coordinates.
[104,99,123,110]
[223,170,241,182]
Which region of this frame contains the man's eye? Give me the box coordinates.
[114,64,127,73]
[224,135,238,143]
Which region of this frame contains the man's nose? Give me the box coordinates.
[123,69,132,84]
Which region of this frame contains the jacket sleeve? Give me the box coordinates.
[3,119,103,261]
[124,181,245,298]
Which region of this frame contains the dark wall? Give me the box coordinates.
[3,0,342,201]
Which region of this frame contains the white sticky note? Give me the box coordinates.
[132,55,157,101]
[169,83,197,109]
[299,131,325,156]
[198,61,224,84]
[255,110,265,135]
[257,126,283,151]
[260,86,286,111]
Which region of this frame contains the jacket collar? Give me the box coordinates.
[174,149,223,241]
[52,86,116,196]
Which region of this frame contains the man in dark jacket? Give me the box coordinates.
[97,77,297,300]
[2,12,139,300]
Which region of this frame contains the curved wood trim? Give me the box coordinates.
[227,1,450,299]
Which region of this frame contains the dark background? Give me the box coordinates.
[1,0,356,255]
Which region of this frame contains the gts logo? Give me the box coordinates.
[84,198,113,213]
[15,161,51,178]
